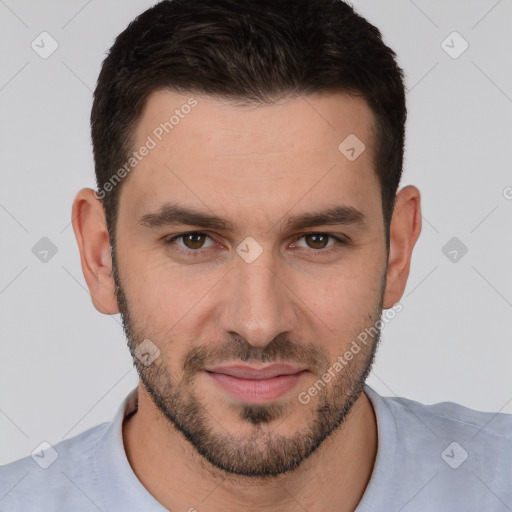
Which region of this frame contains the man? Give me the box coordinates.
[1,0,510,510]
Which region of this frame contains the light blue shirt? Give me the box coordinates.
[1,385,511,511]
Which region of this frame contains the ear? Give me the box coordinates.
[71,188,119,314]
[382,185,422,309]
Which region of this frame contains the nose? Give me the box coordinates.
[217,251,299,349]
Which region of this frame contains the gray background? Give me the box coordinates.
[1,0,511,466]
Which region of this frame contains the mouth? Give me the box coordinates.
[203,363,309,404]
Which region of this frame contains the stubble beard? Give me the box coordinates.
[112,248,384,478]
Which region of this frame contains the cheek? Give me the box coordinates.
[303,267,383,342]
[120,233,385,345]
[124,253,221,332]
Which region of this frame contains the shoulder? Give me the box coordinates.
[0,422,109,511]
[361,387,512,509]
[384,392,512,445]
[382,391,512,495]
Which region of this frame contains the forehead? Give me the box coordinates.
[121,90,381,230]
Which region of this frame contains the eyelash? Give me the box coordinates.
[165,231,348,258]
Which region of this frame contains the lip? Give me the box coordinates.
[204,363,307,380]
[204,364,308,404]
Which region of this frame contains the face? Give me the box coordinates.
[112,91,388,477]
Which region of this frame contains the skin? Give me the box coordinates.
[72,90,421,511]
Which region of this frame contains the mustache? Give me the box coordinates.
[183,334,330,376]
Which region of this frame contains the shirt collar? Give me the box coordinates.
[93,383,396,511]
[93,385,168,511]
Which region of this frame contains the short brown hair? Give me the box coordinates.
[91,0,406,249]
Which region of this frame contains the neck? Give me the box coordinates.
[123,384,377,512]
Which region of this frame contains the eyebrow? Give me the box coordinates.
[138,202,367,232]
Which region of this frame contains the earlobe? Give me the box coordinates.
[71,188,119,315]
[382,185,422,309]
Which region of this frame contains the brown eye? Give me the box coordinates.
[304,233,331,250]
[293,233,345,253]
[181,233,207,250]
[166,232,216,253]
